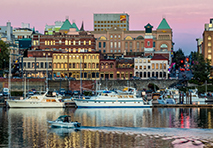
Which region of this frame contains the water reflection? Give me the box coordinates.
[1,107,213,147]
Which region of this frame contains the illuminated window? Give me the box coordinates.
[45,41,47,45]
[84,41,86,45]
[208,36,212,40]
[208,54,212,60]
[88,55,91,59]
[135,59,138,63]
[143,59,146,63]
[69,41,71,45]
[160,64,162,69]
[89,41,91,45]
[144,66,146,69]
[65,40,68,45]
[51,41,53,45]
[111,42,113,48]
[78,41,81,45]
[59,40,62,44]
[148,60,150,63]
[140,66,142,69]
[152,63,155,69]
[96,55,99,59]
[135,66,138,69]
[89,48,92,52]
[208,48,212,53]
[92,55,95,59]
[53,41,55,45]
[114,35,117,39]
[156,63,158,69]
[208,42,211,46]
[73,41,76,45]
[114,42,117,48]
[164,63,166,69]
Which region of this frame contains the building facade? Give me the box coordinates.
[198,18,213,65]
[134,55,168,79]
[90,18,173,59]
[31,32,95,52]
[93,13,129,31]
[52,52,100,80]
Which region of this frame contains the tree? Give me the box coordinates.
[172,48,185,69]
[0,40,10,70]
[190,52,211,84]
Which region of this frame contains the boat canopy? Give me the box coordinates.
[102,90,112,93]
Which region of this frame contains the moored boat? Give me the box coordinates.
[7,89,64,108]
[73,87,152,108]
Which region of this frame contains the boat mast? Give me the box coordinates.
[80,56,82,96]
[46,55,48,91]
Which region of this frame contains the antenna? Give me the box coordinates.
[65,16,69,20]
[162,15,166,19]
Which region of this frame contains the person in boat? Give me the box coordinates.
[63,116,69,122]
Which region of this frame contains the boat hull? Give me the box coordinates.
[74,99,152,108]
[48,121,81,128]
[7,100,64,108]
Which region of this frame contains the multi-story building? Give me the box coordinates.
[32,29,95,52]
[197,18,213,65]
[196,38,203,54]
[20,56,53,78]
[100,58,133,80]
[13,28,33,39]
[93,13,129,31]
[100,59,116,79]
[90,18,173,59]
[134,55,168,79]
[52,52,100,80]
[0,21,13,42]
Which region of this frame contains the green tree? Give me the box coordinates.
[190,52,211,84]
[0,40,10,70]
[172,48,185,69]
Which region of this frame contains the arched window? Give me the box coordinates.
[208,36,212,40]
[65,40,68,45]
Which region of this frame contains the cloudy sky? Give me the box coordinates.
[1,0,213,55]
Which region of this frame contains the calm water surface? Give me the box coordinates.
[1,107,213,147]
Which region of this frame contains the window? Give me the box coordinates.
[156,63,158,69]
[140,66,142,69]
[28,62,30,68]
[84,41,86,45]
[164,63,166,69]
[143,59,146,63]
[148,60,150,63]
[73,41,76,45]
[208,42,211,47]
[111,42,113,48]
[96,55,99,59]
[135,59,138,63]
[78,41,81,45]
[152,63,155,69]
[147,41,150,46]
[208,36,212,40]
[118,42,121,48]
[114,35,117,39]
[69,41,71,45]
[96,63,99,68]
[88,63,91,68]
[41,62,43,68]
[135,66,138,69]
[89,41,91,45]
[49,63,52,68]
[73,63,75,68]
[160,64,162,69]
[118,35,121,39]
[59,40,62,45]
[208,54,212,60]
[208,48,212,53]
[130,42,132,48]
[137,42,139,49]
[125,42,128,49]
[148,66,150,69]
[65,40,68,45]
[111,50,113,53]
[114,42,117,48]
[144,66,146,69]
[103,42,106,48]
[99,42,101,48]
[84,63,87,68]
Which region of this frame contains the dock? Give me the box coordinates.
[153,104,213,108]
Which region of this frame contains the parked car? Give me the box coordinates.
[68,77,76,80]
[59,88,66,96]
[131,76,141,80]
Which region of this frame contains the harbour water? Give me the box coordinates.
[1,107,213,147]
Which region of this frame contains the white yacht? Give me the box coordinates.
[7,89,64,108]
[73,87,152,108]
[187,89,207,104]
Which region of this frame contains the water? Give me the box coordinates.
[1,107,213,147]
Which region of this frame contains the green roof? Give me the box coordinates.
[157,18,171,29]
[60,19,72,30]
[71,22,79,31]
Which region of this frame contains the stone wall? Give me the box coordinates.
[0,79,179,92]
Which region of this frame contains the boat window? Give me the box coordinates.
[134,102,136,103]
[118,95,122,98]
[129,95,133,98]
[138,102,140,103]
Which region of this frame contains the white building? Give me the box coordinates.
[0,21,13,41]
[134,55,168,79]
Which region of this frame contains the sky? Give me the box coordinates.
[1,0,213,55]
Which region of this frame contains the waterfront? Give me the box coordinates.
[1,107,213,147]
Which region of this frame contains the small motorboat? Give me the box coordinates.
[47,115,81,128]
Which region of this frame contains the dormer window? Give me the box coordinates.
[147,41,150,46]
